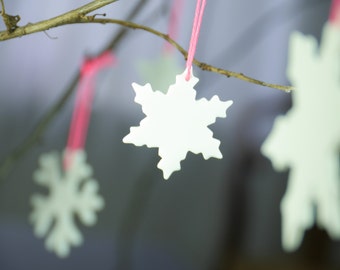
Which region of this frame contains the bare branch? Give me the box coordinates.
[0,7,293,92]
[0,0,292,92]
[0,0,117,39]
[81,17,294,93]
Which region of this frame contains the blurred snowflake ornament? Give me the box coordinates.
[135,0,183,93]
[123,69,233,179]
[261,22,340,251]
[30,150,104,257]
[137,54,182,93]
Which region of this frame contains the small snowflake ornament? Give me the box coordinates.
[137,54,182,93]
[123,69,233,179]
[135,0,183,93]
[261,22,340,251]
[30,150,104,257]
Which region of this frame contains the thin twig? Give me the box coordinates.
[0,0,5,14]
[0,0,117,39]
[0,0,20,33]
[103,0,148,51]
[82,18,294,92]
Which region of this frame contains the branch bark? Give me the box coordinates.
[0,0,117,39]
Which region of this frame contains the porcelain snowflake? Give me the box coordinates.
[123,69,233,179]
[30,150,104,257]
[261,23,340,251]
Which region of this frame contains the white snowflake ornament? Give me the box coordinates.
[123,69,233,179]
[261,23,340,251]
[30,150,104,257]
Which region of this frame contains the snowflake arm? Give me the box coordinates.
[30,150,104,257]
[123,69,233,179]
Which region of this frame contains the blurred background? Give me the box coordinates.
[0,0,339,269]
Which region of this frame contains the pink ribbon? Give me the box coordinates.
[164,0,184,53]
[64,51,115,169]
[329,0,340,25]
[185,0,207,81]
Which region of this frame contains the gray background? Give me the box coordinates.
[0,0,338,269]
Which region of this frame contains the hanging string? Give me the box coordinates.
[185,0,207,81]
[64,51,115,169]
[164,0,184,53]
[329,0,340,25]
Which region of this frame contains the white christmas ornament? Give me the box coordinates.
[123,69,233,179]
[261,23,340,251]
[30,150,104,257]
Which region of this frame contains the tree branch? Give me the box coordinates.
[82,18,294,92]
[0,8,294,92]
[0,0,117,39]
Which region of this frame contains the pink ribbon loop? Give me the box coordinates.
[185,0,207,81]
[64,51,115,169]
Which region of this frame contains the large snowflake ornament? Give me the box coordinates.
[30,150,104,257]
[261,23,340,251]
[123,69,233,179]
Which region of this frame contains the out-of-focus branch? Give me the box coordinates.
[0,0,117,39]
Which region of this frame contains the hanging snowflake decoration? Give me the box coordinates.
[123,69,233,179]
[261,23,340,251]
[30,150,104,257]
